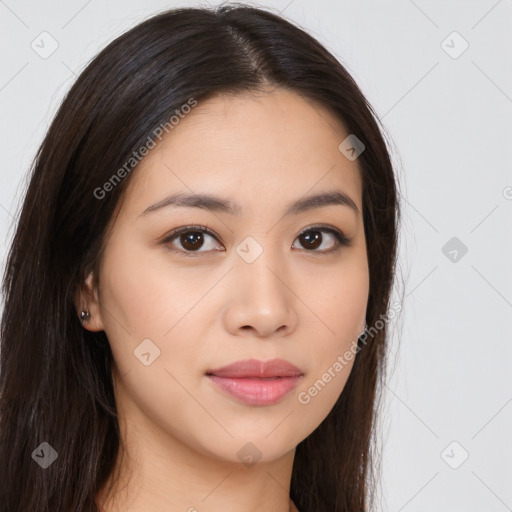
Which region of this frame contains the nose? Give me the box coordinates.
[222,249,299,338]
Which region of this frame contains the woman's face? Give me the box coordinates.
[84,88,369,464]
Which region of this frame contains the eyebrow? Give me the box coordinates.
[139,190,360,218]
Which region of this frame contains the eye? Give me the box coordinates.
[292,224,351,254]
[162,225,222,256]
[161,224,350,256]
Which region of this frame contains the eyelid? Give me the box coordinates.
[160,224,221,256]
[161,223,351,256]
[161,224,218,244]
[297,223,350,244]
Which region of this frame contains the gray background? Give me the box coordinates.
[1,0,511,510]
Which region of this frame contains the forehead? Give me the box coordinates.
[120,88,363,218]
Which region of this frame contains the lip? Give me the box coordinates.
[207,358,303,378]
[206,358,303,406]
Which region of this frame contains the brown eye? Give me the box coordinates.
[292,226,350,253]
[163,225,222,255]
[179,231,206,251]
[298,230,323,250]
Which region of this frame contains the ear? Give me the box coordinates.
[73,271,105,332]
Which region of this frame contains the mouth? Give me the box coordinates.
[205,358,303,406]
[206,375,303,406]
[206,358,303,378]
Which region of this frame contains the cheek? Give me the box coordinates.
[293,258,368,420]
[101,235,196,326]
[293,331,358,440]
[309,254,369,335]
[98,242,209,373]
[98,246,212,435]
[295,356,355,432]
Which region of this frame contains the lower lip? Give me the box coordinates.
[207,375,302,406]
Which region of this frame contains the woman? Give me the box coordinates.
[0,4,401,511]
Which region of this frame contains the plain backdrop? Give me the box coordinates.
[1,1,511,510]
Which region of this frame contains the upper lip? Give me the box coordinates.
[206,358,303,378]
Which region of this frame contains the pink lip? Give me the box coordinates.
[206,358,303,406]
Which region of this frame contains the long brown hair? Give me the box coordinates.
[0,4,401,511]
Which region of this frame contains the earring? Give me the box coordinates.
[80,310,90,323]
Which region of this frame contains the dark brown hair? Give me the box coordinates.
[0,3,401,511]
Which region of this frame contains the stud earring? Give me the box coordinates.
[80,310,90,323]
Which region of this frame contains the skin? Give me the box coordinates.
[76,87,369,512]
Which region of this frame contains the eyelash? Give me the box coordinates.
[161,224,351,257]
